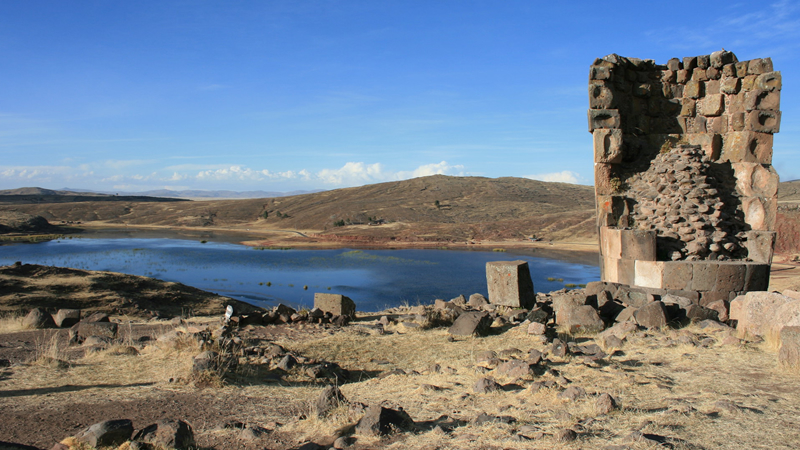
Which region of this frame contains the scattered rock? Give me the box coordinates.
[53,309,81,328]
[595,393,618,414]
[355,404,415,436]
[473,377,501,394]
[76,419,134,448]
[22,308,55,329]
[133,419,195,450]
[448,311,492,337]
[558,385,586,401]
[315,385,347,418]
[558,304,605,334]
[634,301,667,329]
[555,428,577,442]
[495,360,533,379]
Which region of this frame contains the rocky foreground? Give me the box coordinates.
[2,280,800,450]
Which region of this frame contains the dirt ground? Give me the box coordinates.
[2,310,800,450]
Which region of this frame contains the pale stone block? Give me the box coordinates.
[685,133,721,160]
[589,82,615,109]
[593,129,623,163]
[635,260,665,289]
[742,196,777,231]
[755,71,781,91]
[602,255,619,284]
[721,132,773,164]
[600,226,622,259]
[743,231,776,264]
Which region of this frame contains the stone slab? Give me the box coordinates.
[314,293,356,318]
[634,260,664,289]
[620,229,656,261]
[485,260,535,309]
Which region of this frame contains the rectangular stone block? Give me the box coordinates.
[588,109,621,132]
[620,229,656,261]
[596,195,627,228]
[755,71,781,91]
[698,94,724,116]
[742,196,777,231]
[589,82,616,109]
[593,129,623,163]
[732,163,779,198]
[747,58,773,75]
[745,89,781,111]
[667,58,681,71]
[720,76,740,94]
[705,79,720,94]
[677,69,689,84]
[635,260,665,289]
[662,262,693,290]
[600,226,622,259]
[314,293,356,318]
[602,255,619,283]
[683,56,697,71]
[594,163,619,196]
[707,116,727,134]
[691,262,719,291]
[707,66,721,80]
[721,132,773,163]
[742,75,757,91]
[692,67,709,81]
[742,231,776,264]
[743,263,770,291]
[722,63,736,78]
[618,258,635,286]
[711,50,736,68]
[684,79,703,98]
[746,110,781,133]
[735,61,749,77]
[685,133,721,160]
[590,66,613,80]
[700,290,730,307]
[666,289,700,304]
[715,263,747,293]
[486,260,535,309]
[679,98,696,117]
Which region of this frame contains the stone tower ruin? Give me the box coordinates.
[589,51,781,305]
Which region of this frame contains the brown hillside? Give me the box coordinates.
[0,176,597,242]
[779,179,800,204]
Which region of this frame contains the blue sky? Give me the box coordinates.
[1,1,798,192]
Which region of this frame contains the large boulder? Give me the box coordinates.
[313,293,356,318]
[76,419,134,448]
[355,405,415,436]
[485,260,535,308]
[448,312,492,337]
[557,304,605,334]
[779,327,800,367]
[730,291,794,337]
[22,308,55,329]
[134,419,195,450]
[54,309,81,328]
[633,301,667,329]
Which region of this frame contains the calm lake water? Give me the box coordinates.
[0,237,600,312]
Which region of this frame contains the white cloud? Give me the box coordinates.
[317,162,385,185]
[409,161,464,178]
[525,171,581,184]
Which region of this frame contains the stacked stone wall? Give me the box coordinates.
[590,51,780,302]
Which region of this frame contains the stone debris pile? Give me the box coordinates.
[627,144,745,261]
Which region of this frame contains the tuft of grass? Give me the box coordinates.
[0,312,25,334]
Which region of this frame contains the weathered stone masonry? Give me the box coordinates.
[589,51,781,305]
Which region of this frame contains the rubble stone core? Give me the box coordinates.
[589,51,780,304]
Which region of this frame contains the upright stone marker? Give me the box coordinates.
[314,293,356,318]
[485,260,535,309]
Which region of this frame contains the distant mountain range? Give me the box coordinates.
[0,187,324,199]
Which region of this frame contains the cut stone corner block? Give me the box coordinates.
[314,293,356,318]
[486,260,535,309]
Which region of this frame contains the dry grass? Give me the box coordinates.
[0,312,25,333]
[3,320,800,449]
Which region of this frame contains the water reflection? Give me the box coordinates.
[0,238,600,312]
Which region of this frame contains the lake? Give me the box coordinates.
[0,237,600,312]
